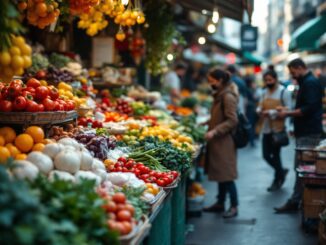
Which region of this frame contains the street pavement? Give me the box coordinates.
[186,139,317,245]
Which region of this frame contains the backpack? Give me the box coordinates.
[222,92,251,148]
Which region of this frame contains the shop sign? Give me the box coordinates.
[241,24,258,51]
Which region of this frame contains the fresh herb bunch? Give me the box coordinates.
[121,186,150,221]
[0,163,110,245]
[30,177,119,245]
[134,137,192,172]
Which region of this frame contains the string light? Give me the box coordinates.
[167,53,174,61]
[207,23,216,33]
[212,8,219,23]
[121,0,129,5]
[198,37,206,45]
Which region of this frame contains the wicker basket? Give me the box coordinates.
[0,111,77,126]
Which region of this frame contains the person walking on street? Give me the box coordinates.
[257,70,292,192]
[203,68,239,218]
[274,58,324,213]
[227,65,248,114]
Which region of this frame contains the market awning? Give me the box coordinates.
[289,14,326,51]
[176,0,254,22]
[241,51,264,65]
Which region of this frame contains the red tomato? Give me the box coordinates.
[1,87,9,100]
[103,201,117,213]
[38,104,45,112]
[133,169,141,176]
[117,157,127,163]
[117,210,132,222]
[42,98,55,111]
[23,87,36,97]
[170,171,179,178]
[124,204,135,216]
[147,176,157,183]
[26,100,39,112]
[121,221,132,234]
[112,193,126,204]
[26,78,41,88]
[0,100,13,112]
[140,174,150,180]
[13,96,27,111]
[156,179,166,187]
[65,100,75,111]
[35,70,47,79]
[162,177,172,185]
[11,79,23,86]
[35,86,49,101]
[8,83,22,98]
[49,87,59,100]
[78,117,88,126]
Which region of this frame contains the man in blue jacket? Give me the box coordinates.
[274,58,324,213]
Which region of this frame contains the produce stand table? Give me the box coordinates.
[298,166,326,232]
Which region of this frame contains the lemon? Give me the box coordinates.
[23,56,32,68]
[11,55,24,69]
[0,52,11,66]
[20,44,32,55]
[12,36,26,47]
[14,68,24,76]
[9,46,21,56]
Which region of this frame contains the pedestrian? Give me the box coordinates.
[256,69,292,192]
[162,63,187,104]
[274,58,324,213]
[245,75,259,147]
[226,65,248,114]
[203,68,239,218]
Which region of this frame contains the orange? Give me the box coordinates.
[6,144,21,158]
[15,153,27,160]
[25,126,44,143]
[15,134,34,153]
[0,127,17,144]
[36,2,48,17]
[32,143,45,151]
[42,138,54,144]
[0,146,10,163]
[18,1,27,10]
[0,136,5,146]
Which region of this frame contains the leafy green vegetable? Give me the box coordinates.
[26,53,50,74]
[0,163,110,245]
[30,177,119,245]
[180,97,198,109]
[178,115,206,143]
[133,137,192,172]
[120,186,149,221]
[49,53,72,69]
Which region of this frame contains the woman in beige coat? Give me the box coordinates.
[203,68,239,218]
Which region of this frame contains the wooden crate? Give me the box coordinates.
[319,222,326,245]
[317,158,326,175]
[303,187,326,218]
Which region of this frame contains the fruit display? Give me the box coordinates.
[0,36,32,81]
[0,126,54,162]
[115,99,133,115]
[74,132,116,160]
[106,157,179,187]
[187,182,206,198]
[47,66,74,84]
[21,0,60,29]
[131,101,149,116]
[78,117,103,128]
[101,191,137,235]
[0,79,76,112]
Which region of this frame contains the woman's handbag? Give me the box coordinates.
[271,130,289,147]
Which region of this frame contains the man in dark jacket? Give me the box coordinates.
[274,58,323,213]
